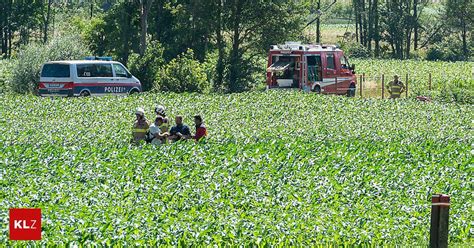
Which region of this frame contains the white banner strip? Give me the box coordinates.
[432,203,450,206]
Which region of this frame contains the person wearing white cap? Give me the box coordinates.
[131,107,150,144]
[154,105,170,133]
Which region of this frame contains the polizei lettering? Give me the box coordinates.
[104,86,126,93]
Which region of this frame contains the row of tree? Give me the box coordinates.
[1,0,53,57]
[1,0,472,92]
[351,0,472,59]
[2,0,307,92]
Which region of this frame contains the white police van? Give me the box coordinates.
[38,57,141,97]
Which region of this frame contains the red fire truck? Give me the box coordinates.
[266,42,357,96]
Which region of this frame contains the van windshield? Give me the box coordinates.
[41,64,70,77]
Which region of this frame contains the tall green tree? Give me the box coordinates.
[226,0,305,92]
[445,0,473,60]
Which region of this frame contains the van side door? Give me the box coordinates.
[76,63,114,95]
[96,63,117,94]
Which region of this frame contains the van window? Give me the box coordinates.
[326,54,335,70]
[77,64,95,77]
[113,64,128,77]
[77,64,113,77]
[41,64,70,77]
[96,64,113,77]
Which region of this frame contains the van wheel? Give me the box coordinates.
[312,85,321,94]
[80,90,90,97]
[347,84,356,97]
[129,89,139,95]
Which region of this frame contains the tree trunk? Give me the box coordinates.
[229,0,243,92]
[44,0,52,44]
[357,2,363,44]
[0,2,3,57]
[215,0,225,89]
[413,0,418,50]
[462,21,467,60]
[406,29,411,58]
[139,0,153,55]
[316,0,321,43]
[354,0,359,43]
[374,0,380,57]
[361,0,368,47]
[8,28,12,57]
[122,3,132,64]
[367,0,373,51]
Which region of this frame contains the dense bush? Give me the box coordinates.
[340,41,371,58]
[10,35,90,94]
[426,36,472,61]
[155,49,210,93]
[128,41,165,91]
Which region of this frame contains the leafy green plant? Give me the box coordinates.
[0,59,14,93]
[128,40,165,91]
[155,49,210,93]
[0,91,471,246]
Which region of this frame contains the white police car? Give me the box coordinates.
[38,58,141,97]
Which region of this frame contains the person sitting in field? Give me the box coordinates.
[154,105,169,133]
[168,115,191,142]
[192,115,207,142]
[131,107,150,145]
[148,116,169,145]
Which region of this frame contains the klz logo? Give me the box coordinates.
[9,208,41,240]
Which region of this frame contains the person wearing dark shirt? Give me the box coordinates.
[192,115,207,142]
[169,115,191,142]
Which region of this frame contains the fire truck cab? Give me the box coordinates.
[266,42,357,96]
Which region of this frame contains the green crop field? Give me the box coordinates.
[351,59,473,87]
[350,59,473,102]
[1,91,472,246]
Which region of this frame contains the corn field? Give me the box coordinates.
[1,91,471,246]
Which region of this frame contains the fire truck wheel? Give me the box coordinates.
[312,85,321,94]
[347,84,356,97]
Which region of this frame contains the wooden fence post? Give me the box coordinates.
[381,74,385,99]
[360,74,363,98]
[430,194,450,248]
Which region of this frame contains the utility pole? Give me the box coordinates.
[305,0,336,44]
[316,0,321,43]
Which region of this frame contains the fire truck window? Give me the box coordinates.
[307,56,320,66]
[340,56,348,69]
[327,54,335,70]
